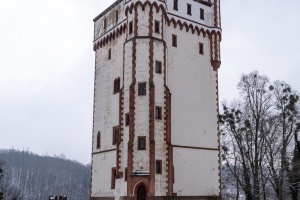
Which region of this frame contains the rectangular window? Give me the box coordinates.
[173,0,178,11]
[129,21,133,35]
[104,18,107,29]
[125,113,129,126]
[138,82,147,96]
[199,42,204,55]
[200,8,204,20]
[116,10,119,22]
[187,4,192,15]
[113,77,120,94]
[154,20,160,33]
[155,106,162,120]
[111,167,116,189]
[112,126,119,145]
[138,137,146,150]
[172,34,177,47]
[108,48,111,60]
[156,160,162,174]
[155,61,162,74]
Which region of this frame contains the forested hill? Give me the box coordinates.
[0,149,90,200]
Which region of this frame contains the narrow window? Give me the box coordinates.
[156,160,162,174]
[116,10,119,23]
[156,106,162,119]
[138,82,147,96]
[154,20,160,33]
[112,126,119,145]
[111,167,116,189]
[155,61,162,74]
[172,34,177,47]
[114,77,120,94]
[129,21,133,35]
[104,18,107,29]
[125,113,129,126]
[173,0,178,11]
[187,4,192,15]
[97,131,101,149]
[125,167,128,181]
[199,43,204,55]
[138,137,146,150]
[108,48,111,60]
[200,8,204,20]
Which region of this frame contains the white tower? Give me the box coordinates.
[91,0,222,199]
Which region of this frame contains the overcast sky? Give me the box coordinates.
[0,0,299,164]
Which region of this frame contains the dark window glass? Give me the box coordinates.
[156,160,162,174]
[114,77,120,94]
[172,35,177,47]
[138,137,146,150]
[104,18,107,29]
[155,20,160,33]
[187,4,192,15]
[129,21,133,34]
[155,61,162,74]
[116,10,119,22]
[199,43,204,55]
[125,113,129,126]
[173,0,178,11]
[112,127,119,145]
[97,131,100,149]
[156,107,162,119]
[138,83,146,95]
[200,8,204,20]
[111,168,116,189]
[108,48,111,60]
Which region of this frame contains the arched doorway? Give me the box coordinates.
[136,184,147,200]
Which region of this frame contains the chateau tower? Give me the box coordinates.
[91,0,222,199]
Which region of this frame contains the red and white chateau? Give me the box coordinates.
[90,0,222,199]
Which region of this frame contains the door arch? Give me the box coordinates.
[136,184,147,200]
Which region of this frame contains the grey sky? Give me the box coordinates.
[0,0,299,164]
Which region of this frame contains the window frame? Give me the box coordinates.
[200,8,204,20]
[138,82,147,96]
[138,136,146,150]
[172,34,177,47]
[154,20,160,34]
[108,48,111,60]
[173,0,178,11]
[199,42,204,55]
[111,167,116,189]
[155,61,162,74]
[156,160,162,174]
[187,3,192,15]
[112,126,119,145]
[97,131,101,149]
[129,21,133,35]
[155,106,162,120]
[125,113,129,126]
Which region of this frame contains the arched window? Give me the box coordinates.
[97,131,101,149]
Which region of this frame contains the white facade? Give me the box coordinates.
[91,0,222,199]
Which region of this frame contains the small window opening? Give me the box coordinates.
[138,137,146,150]
[104,18,107,29]
[156,106,162,120]
[114,77,120,94]
[97,131,101,149]
[155,61,162,74]
[138,83,147,95]
[199,43,204,55]
[172,35,177,47]
[108,48,111,60]
[111,167,116,189]
[129,21,133,34]
[200,8,204,20]
[125,113,129,126]
[112,126,119,145]
[116,10,119,22]
[187,4,192,15]
[173,0,178,11]
[154,20,160,33]
[156,160,162,174]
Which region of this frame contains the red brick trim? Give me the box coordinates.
[214,0,220,27]
[127,38,137,197]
